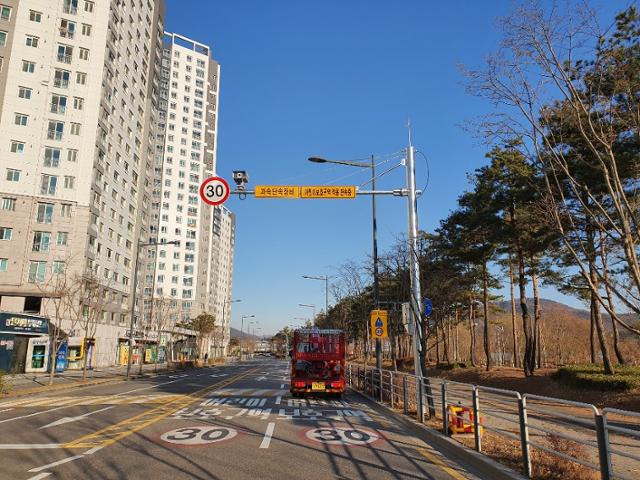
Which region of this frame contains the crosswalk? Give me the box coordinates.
[0,393,186,409]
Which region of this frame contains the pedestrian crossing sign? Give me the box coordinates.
[370,310,388,339]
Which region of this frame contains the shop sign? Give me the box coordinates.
[0,313,49,335]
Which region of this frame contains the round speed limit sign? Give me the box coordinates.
[199,176,230,206]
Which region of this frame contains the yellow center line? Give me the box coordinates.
[416,447,468,480]
[62,367,261,449]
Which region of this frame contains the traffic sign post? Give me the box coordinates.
[423,298,433,317]
[370,310,388,340]
[199,176,230,206]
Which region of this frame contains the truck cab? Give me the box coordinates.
[290,328,346,398]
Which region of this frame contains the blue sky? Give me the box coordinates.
[165,0,627,336]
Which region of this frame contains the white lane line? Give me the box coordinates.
[0,408,13,413]
[0,406,69,425]
[280,383,285,389]
[84,445,105,455]
[0,444,62,449]
[275,395,282,405]
[39,405,115,429]
[259,422,276,449]
[28,455,85,473]
[27,473,52,480]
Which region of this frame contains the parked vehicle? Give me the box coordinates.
[289,328,346,398]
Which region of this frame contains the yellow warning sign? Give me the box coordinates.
[370,310,388,339]
[300,186,356,199]
[255,185,300,198]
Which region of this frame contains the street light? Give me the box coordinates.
[298,303,316,324]
[308,154,381,370]
[241,314,255,359]
[302,275,329,315]
[126,239,180,379]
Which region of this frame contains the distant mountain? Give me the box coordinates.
[230,327,260,340]
[495,298,591,321]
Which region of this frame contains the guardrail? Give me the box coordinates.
[347,363,640,480]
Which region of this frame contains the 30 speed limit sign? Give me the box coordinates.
[199,176,230,206]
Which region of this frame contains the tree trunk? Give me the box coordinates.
[454,309,460,363]
[600,232,626,365]
[435,316,440,366]
[482,262,491,371]
[531,266,542,369]
[586,223,614,374]
[469,300,476,367]
[509,254,520,367]
[590,301,597,364]
[518,247,535,377]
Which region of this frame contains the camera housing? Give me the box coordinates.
[232,170,249,189]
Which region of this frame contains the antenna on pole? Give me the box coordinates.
[407,117,412,147]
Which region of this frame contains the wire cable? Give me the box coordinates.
[415,149,430,198]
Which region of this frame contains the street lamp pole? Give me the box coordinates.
[298,303,316,324]
[126,240,179,379]
[241,314,254,360]
[301,275,329,315]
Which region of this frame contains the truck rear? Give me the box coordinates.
[290,328,346,398]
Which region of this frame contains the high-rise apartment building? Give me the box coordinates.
[0,0,167,367]
[148,33,234,358]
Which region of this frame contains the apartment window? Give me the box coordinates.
[76,72,86,84]
[79,48,89,60]
[35,203,54,224]
[0,5,11,21]
[67,149,78,162]
[57,44,73,63]
[29,10,42,22]
[52,261,65,274]
[63,0,78,15]
[73,97,83,110]
[81,24,91,36]
[18,87,32,99]
[28,261,47,283]
[84,1,94,13]
[0,226,11,240]
[32,232,51,252]
[22,60,35,73]
[63,176,75,189]
[1,198,15,210]
[14,114,28,126]
[25,35,39,48]
[40,175,58,195]
[70,123,80,135]
[47,121,64,140]
[61,204,72,217]
[7,129,29,150]
[59,19,75,39]
[0,258,7,272]
[56,231,68,246]
[44,148,61,167]
[51,94,67,114]
[0,31,6,46]
[54,69,70,88]
[6,168,20,181]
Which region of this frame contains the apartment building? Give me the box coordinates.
[147,32,235,358]
[0,0,166,367]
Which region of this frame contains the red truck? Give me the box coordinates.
[290,328,346,398]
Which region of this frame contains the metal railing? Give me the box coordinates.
[346,363,640,480]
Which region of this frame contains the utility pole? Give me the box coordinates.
[372,154,382,372]
[405,129,424,378]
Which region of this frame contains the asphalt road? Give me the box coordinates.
[0,359,484,480]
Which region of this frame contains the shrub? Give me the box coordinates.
[553,364,640,391]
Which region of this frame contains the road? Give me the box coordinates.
[0,359,486,479]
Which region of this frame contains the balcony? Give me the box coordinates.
[57,53,72,64]
[47,130,63,141]
[63,5,77,15]
[53,78,69,89]
[50,103,66,114]
[59,28,74,39]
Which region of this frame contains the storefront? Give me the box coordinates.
[0,312,50,374]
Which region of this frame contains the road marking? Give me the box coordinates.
[0,406,69,425]
[161,426,238,445]
[260,422,275,449]
[416,447,467,480]
[27,473,51,480]
[280,383,285,389]
[275,395,282,405]
[0,443,62,450]
[40,406,115,429]
[0,408,13,413]
[61,367,261,449]
[28,455,85,473]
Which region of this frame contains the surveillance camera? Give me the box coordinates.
[232,170,249,188]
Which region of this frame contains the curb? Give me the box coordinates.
[350,387,526,480]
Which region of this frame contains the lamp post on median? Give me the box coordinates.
[302,275,329,316]
[241,314,255,359]
[298,303,316,325]
[126,239,180,380]
[308,155,382,371]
